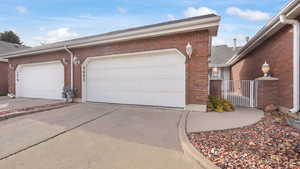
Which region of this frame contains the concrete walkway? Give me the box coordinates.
[187,107,264,133]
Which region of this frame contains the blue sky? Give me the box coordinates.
[0,0,291,47]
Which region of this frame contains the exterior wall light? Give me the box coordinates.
[212,67,219,73]
[62,58,68,65]
[73,56,81,65]
[212,67,221,79]
[186,42,193,59]
[262,61,270,77]
[9,64,14,70]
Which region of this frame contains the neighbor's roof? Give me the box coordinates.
[0,14,221,59]
[209,45,241,68]
[0,41,29,62]
[227,0,300,65]
[0,41,28,54]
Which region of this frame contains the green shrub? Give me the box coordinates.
[0,93,7,96]
[208,96,235,112]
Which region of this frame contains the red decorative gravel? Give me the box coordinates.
[0,102,69,115]
[189,113,300,169]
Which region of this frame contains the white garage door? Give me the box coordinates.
[85,50,186,107]
[16,62,64,100]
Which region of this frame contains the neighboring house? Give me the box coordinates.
[209,43,242,80]
[0,14,221,111]
[228,0,300,113]
[0,41,28,95]
[0,59,8,95]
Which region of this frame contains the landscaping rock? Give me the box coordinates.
[188,113,300,169]
[264,104,278,113]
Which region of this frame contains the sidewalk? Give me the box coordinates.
[187,107,264,133]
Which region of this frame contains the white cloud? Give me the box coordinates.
[34,28,79,44]
[167,14,176,20]
[212,22,263,47]
[16,6,27,14]
[226,7,270,21]
[39,26,47,31]
[117,7,127,14]
[213,37,226,46]
[184,7,217,18]
[213,34,248,47]
[24,14,161,46]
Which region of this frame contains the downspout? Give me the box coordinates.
[64,46,74,91]
[280,15,300,113]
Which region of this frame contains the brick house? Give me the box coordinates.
[228,0,300,113]
[0,41,28,95]
[0,59,8,95]
[0,14,220,111]
[209,43,242,81]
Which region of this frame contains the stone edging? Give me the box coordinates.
[0,102,73,122]
[178,111,221,169]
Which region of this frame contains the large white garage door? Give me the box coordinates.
[85,50,186,107]
[16,62,64,100]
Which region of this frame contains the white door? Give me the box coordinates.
[85,50,186,107]
[16,62,64,100]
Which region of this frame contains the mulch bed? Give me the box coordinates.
[189,113,300,169]
[0,102,69,115]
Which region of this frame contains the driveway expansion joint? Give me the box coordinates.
[0,106,121,161]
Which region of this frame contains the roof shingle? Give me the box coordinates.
[0,41,29,57]
[209,45,241,67]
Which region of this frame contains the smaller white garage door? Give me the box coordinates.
[16,62,64,100]
[84,50,186,107]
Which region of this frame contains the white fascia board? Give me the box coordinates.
[209,64,230,68]
[2,16,220,59]
[0,58,8,62]
[71,22,219,49]
[227,0,300,65]
[227,22,282,65]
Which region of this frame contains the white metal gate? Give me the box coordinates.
[221,80,257,108]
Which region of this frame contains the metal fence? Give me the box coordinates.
[221,80,257,108]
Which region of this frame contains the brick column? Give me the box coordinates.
[256,77,279,109]
[186,55,209,112]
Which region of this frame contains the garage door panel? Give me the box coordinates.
[86,51,185,107]
[88,91,184,107]
[88,80,184,92]
[88,65,183,79]
[16,62,64,100]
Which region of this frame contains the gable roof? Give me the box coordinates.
[0,14,220,59]
[209,45,241,68]
[227,0,300,65]
[0,41,29,62]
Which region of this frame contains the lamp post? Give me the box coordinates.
[261,61,270,77]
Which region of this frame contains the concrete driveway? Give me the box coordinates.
[0,98,63,111]
[0,103,200,169]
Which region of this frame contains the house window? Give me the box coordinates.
[212,67,221,79]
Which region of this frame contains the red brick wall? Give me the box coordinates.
[0,61,8,94]
[256,79,279,109]
[231,25,293,109]
[8,31,210,106]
